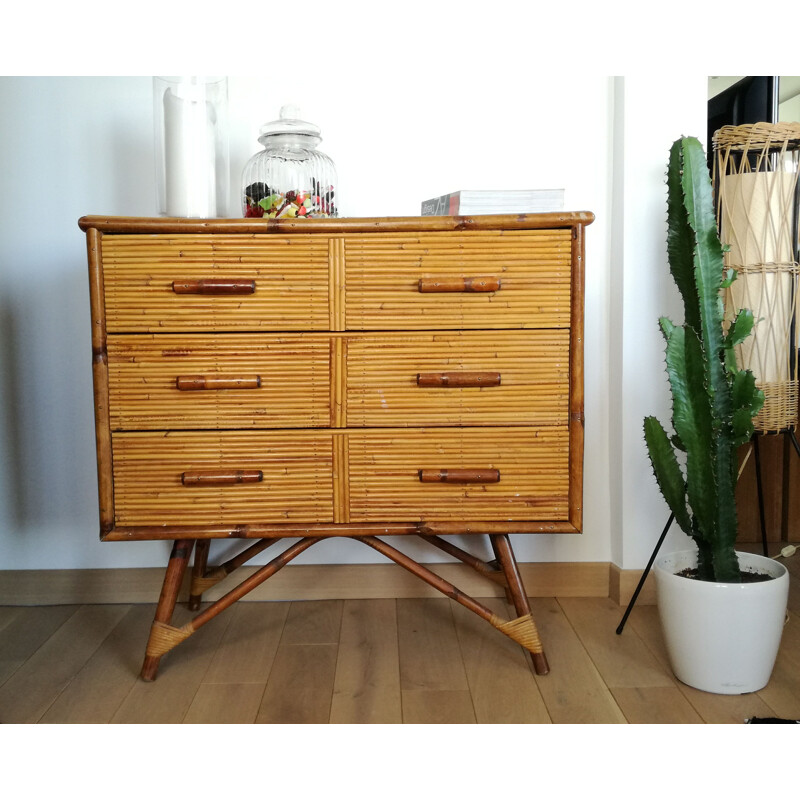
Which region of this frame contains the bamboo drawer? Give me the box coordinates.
[343,229,573,330]
[100,234,330,332]
[343,330,569,427]
[106,330,567,430]
[98,228,572,333]
[346,427,570,522]
[112,431,335,526]
[110,427,569,527]
[107,333,331,430]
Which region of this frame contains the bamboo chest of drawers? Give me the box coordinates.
[80,212,593,680]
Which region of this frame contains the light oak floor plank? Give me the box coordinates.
[0,605,79,687]
[559,596,675,689]
[529,598,627,723]
[0,604,128,723]
[397,598,469,692]
[280,599,343,645]
[256,643,338,724]
[254,600,343,723]
[202,601,289,684]
[40,604,153,723]
[183,683,265,724]
[610,687,704,724]
[451,598,551,723]
[330,599,402,724]
[401,689,476,724]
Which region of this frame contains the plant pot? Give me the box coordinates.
[653,549,789,694]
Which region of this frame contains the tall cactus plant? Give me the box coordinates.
[644,136,764,583]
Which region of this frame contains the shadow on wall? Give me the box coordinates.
[0,302,24,527]
[0,262,99,533]
[0,76,158,550]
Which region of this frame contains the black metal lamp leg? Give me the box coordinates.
[616,513,674,635]
[788,428,800,459]
[753,435,769,557]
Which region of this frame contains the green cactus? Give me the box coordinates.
[644,136,764,583]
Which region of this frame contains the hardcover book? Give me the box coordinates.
[421,188,564,216]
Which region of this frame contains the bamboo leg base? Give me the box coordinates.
[491,533,549,674]
[488,535,516,604]
[188,539,210,611]
[140,533,549,680]
[187,538,278,611]
[421,533,546,671]
[358,534,549,675]
[141,539,193,681]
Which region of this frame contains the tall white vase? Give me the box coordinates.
[153,76,229,218]
[654,550,789,694]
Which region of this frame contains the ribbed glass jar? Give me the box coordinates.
[242,105,337,218]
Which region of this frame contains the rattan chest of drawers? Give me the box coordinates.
[80,212,593,680]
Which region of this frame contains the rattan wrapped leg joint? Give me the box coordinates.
[145,620,194,658]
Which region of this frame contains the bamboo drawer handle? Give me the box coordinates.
[176,375,262,391]
[416,371,501,388]
[418,277,501,293]
[172,279,256,295]
[181,470,263,486]
[418,468,500,484]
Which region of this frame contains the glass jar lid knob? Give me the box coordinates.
[258,105,321,143]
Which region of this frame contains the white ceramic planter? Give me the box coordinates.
[654,549,789,694]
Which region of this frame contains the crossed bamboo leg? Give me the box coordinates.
[140,532,549,680]
[140,537,319,681]
[356,533,549,675]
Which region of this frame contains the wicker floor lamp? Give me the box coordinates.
[713,122,800,435]
[713,122,800,558]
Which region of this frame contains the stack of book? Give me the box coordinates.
[421,188,564,216]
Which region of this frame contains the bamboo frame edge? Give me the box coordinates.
[87,228,115,537]
[99,520,583,541]
[78,212,595,235]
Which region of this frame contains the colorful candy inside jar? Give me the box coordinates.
[244,179,336,218]
[241,106,338,219]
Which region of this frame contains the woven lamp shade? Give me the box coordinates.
[713,122,800,433]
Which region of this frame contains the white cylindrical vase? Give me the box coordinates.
[154,76,229,218]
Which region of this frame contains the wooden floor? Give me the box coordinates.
[1,554,799,724]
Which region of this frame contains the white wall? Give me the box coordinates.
[609,76,708,568]
[0,72,706,571]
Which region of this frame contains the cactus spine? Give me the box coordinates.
[644,136,764,583]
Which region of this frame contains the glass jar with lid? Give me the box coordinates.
[242,105,337,218]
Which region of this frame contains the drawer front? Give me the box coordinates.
[344,330,569,427]
[112,431,334,525]
[107,334,331,430]
[101,234,330,332]
[346,427,569,522]
[344,230,573,330]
